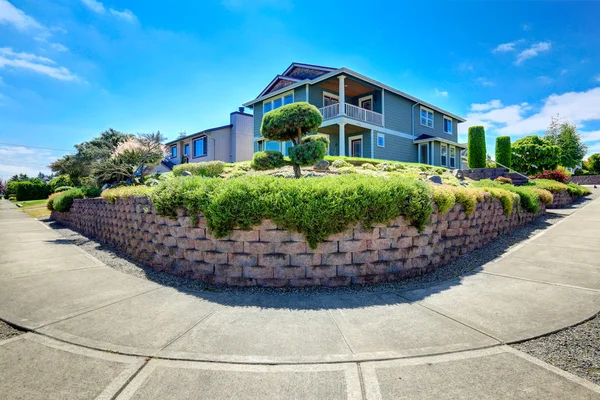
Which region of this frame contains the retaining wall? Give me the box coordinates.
[546,190,578,209]
[571,175,600,185]
[51,197,545,287]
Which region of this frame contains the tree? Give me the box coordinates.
[495,136,511,168]
[586,153,600,174]
[511,135,561,175]
[0,178,6,195]
[467,126,487,168]
[9,174,29,182]
[93,132,166,184]
[544,117,587,168]
[261,102,324,178]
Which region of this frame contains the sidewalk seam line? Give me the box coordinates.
[109,358,150,400]
[322,299,356,354]
[481,271,600,293]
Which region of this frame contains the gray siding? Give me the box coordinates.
[413,106,459,142]
[383,91,413,134]
[294,85,307,102]
[373,133,417,162]
[344,130,371,158]
[309,84,326,108]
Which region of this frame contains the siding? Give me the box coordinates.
[309,84,326,108]
[413,106,459,142]
[373,132,417,162]
[383,91,413,134]
[294,85,307,102]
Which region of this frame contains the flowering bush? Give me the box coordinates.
[530,169,569,183]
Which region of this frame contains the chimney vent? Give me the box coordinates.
[238,107,244,113]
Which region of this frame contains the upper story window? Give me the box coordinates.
[193,136,207,157]
[170,145,177,158]
[323,92,339,107]
[263,92,294,114]
[377,132,385,147]
[440,143,448,166]
[420,106,434,128]
[443,116,453,134]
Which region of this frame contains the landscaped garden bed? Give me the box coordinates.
[50,158,591,287]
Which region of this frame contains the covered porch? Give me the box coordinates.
[317,122,374,158]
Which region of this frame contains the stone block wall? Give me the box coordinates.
[547,191,578,209]
[460,168,509,181]
[571,175,600,185]
[51,197,544,288]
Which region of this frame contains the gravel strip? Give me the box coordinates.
[0,320,24,341]
[513,312,600,385]
[40,187,600,296]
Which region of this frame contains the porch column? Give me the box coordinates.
[339,122,346,156]
[338,75,346,116]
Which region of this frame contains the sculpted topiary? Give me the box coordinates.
[261,102,323,177]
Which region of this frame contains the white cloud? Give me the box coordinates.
[522,24,532,31]
[470,100,503,112]
[476,77,495,87]
[0,0,43,31]
[223,0,293,11]
[595,75,600,83]
[50,43,69,52]
[81,0,105,14]
[560,69,568,75]
[0,47,77,81]
[435,88,448,97]
[580,131,600,142]
[493,39,524,53]
[537,76,553,84]
[515,41,551,65]
[81,0,137,22]
[109,8,136,22]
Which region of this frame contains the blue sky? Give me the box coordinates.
[1,0,600,179]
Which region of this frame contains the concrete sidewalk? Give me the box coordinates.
[1,198,600,399]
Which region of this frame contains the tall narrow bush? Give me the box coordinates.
[468,126,487,168]
[495,136,511,168]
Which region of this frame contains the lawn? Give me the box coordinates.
[10,198,51,219]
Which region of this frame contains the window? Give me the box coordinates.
[420,107,434,128]
[443,116,453,134]
[265,141,280,151]
[184,144,189,155]
[449,146,456,168]
[359,95,373,111]
[377,132,385,147]
[263,91,294,114]
[440,143,447,166]
[193,136,207,157]
[170,145,177,158]
[323,92,339,107]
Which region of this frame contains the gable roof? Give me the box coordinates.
[257,63,336,97]
[257,75,301,98]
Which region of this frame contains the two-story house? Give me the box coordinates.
[153,108,253,173]
[242,63,466,168]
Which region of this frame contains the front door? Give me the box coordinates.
[350,137,362,157]
[419,143,429,164]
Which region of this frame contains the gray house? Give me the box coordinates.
[154,108,253,173]
[242,63,466,168]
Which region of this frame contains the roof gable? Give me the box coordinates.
[257,75,300,98]
[283,63,335,80]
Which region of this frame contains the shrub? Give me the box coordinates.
[494,176,513,185]
[173,161,226,177]
[288,141,327,166]
[512,136,561,175]
[302,134,330,147]
[101,186,154,204]
[531,188,553,204]
[79,186,102,197]
[52,188,85,212]
[14,181,51,201]
[452,186,478,215]
[480,187,516,215]
[46,192,60,211]
[332,159,352,168]
[8,195,16,201]
[533,179,568,193]
[53,186,73,193]
[361,163,377,171]
[530,169,569,183]
[49,175,73,192]
[566,182,592,196]
[251,151,285,171]
[495,136,511,168]
[472,179,545,213]
[337,166,357,174]
[432,185,456,214]
[468,126,487,168]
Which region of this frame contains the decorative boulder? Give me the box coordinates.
[314,160,330,171]
[452,169,464,179]
[428,175,443,184]
[182,171,193,176]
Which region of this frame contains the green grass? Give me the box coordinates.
[324,155,446,169]
[14,199,48,208]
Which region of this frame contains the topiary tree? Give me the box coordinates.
[511,135,561,175]
[261,102,323,178]
[495,136,512,168]
[467,126,487,168]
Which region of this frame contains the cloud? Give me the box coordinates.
[50,43,69,52]
[476,77,495,87]
[81,0,105,14]
[580,131,600,142]
[537,76,553,84]
[470,100,503,112]
[493,39,524,53]
[561,69,568,75]
[522,24,532,31]
[465,87,600,137]
[435,88,448,97]
[458,62,474,71]
[595,75,600,83]
[109,8,137,22]
[0,47,77,81]
[0,0,43,31]
[223,0,293,11]
[80,0,137,22]
[515,41,551,65]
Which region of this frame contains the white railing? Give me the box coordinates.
[318,102,383,126]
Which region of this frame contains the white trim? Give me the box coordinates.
[370,130,374,158]
[320,116,414,140]
[348,135,363,158]
[262,90,294,114]
[381,88,385,127]
[358,95,373,110]
[420,106,434,129]
[323,91,339,107]
[376,132,385,148]
[443,115,453,135]
[449,145,456,168]
[257,75,301,98]
[440,143,448,167]
[418,143,429,164]
[413,136,467,148]
[306,83,309,103]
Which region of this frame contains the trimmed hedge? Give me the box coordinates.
[468,126,487,168]
[532,179,568,193]
[472,179,553,213]
[288,141,327,166]
[102,186,154,204]
[52,188,85,212]
[251,151,285,170]
[495,136,511,168]
[173,161,226,177]
[53,186,73,193]
[49,175,73,192]
[566,182,592,196]
[14,181,51,201]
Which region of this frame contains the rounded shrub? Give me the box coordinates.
[494,176,512,185]
[53,186,73,193]
[512,136,560,175]
[495,136,511,168]
[288,141,327,166]
[251,151,285,170]
[49,175,73,192]
[332,159,352,168]
[468,126,487,168]
[52,188,85,212]
[302,134,330,147]
[361,163,377,171]
[261,103,323,142]
[173,161,226,177]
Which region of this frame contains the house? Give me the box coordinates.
[242,63,466,168]
[154,108,253,173]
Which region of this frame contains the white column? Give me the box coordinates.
[338,122,346,156]
[338,75,346,116]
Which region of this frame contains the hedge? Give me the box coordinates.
[495,136,511,168]
[101,186,154,204]
[51,188,85,212]
[468,126,487,168]
[13,181,51,201]
[472,179,553,213]
[173,161,226,177]
[251,151,285,170]
[53,186,73,193]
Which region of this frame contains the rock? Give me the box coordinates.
[182,171,193,176]
[428,175,443,184]
[452,169,464,179]
[314,160,330,171]
[418,172,428,177]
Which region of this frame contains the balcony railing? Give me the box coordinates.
[318,103,383,126]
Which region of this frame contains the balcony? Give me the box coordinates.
[319,103,383,126]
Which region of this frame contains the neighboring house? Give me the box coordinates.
[153,108,253,173]
[242,63,466,168]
